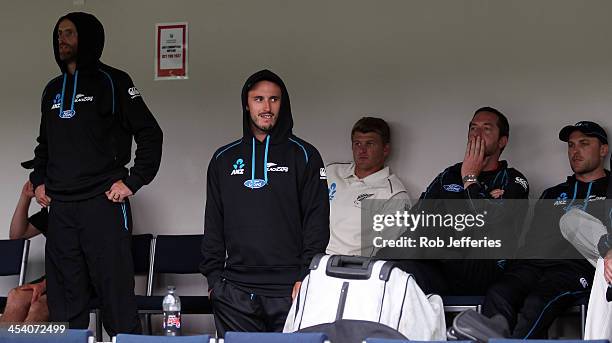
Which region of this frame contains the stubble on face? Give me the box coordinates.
[57,19,78,63]
[247,81,282,138]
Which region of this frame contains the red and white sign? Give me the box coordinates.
[155,22,188,80]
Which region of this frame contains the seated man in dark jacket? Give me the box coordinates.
[379,107,529,295]
[483,121,609,338]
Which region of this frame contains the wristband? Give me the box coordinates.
[597,233,612,258]
[462,174,478,184]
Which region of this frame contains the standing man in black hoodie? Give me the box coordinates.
[482,121,609,338]
[201,70,329,336]
[30,12,163,335]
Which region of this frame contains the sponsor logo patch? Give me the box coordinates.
[74,93,94,103]
[51,93,61,109]
[244,179,267,189]
[514,177,528,190]
[267,162,289,173]
[231,158,245,175]
[443,184,464,192]
[128,87,141,99]
[59,109,76,119]
[554,192,568,206]
[580,277,589,289]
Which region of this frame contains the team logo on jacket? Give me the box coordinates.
[354,193,374,206]
[514,177,528,191]
[267,162,289,172]
[579,277,589,289]
[51,93,61,109]
[231,158,245,175]
[128,87,141,99]
[328,183,337,201]
[554,192,568,206]
[74,93,94,103]
[244,179,267,189]
[443,184,464,192]
[320,168,327,180]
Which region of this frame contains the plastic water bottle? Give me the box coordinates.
[162,286,181,336]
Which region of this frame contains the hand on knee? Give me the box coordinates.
[24,295,49,323]
[7,288,33,308]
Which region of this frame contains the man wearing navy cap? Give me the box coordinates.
[558,122,612,339]
[482,121,609,338]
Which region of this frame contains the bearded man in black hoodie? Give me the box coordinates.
[30,12,162,335]
[200,70,329,336]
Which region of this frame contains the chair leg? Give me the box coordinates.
[146,313,153,335]
[95,308,103,341]
[139,313,147,335]
[581,304,586,339]
[140,313,153,335]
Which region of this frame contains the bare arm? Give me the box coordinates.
[605,251,612,284]
[9,181,42,239]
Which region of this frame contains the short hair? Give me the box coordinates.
[473,107,510,139]
[351,117,391,144]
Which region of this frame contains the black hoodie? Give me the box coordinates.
[419,160,529,253]
[200,70,330,295]
[608,156,612,230]
[30,12,163,200]
[521,171,609,271]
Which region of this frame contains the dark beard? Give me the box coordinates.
[59,46,77,63]
[60,54,76,62]
[250,117,273,133]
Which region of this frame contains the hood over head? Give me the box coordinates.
[241,69,293,144]
[53,12,104,72]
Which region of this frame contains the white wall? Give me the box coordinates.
[1,0,611,335]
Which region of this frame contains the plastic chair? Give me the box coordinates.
[442,294,588,338]
[567,294,589,338]
[136,235,212,334]
[442,295,485,313]
[490,339,608,343]
[224,331,328,343]
[89,234,153,341]
[0,329,92,342]
[113,333,211,342]
[366,339,473,343]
